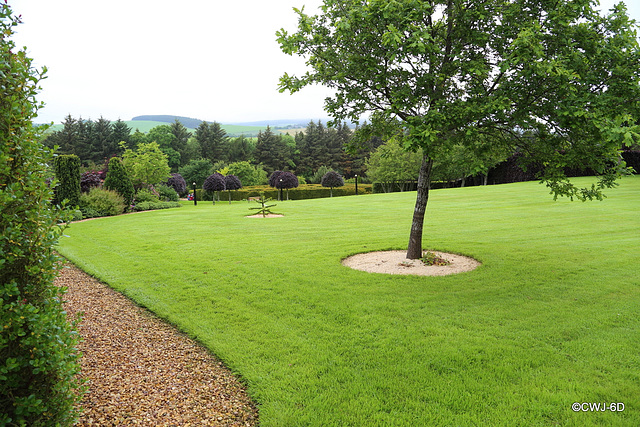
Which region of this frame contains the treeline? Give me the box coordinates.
[44,115,379,183]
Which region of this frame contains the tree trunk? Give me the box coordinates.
[407,156,434,259]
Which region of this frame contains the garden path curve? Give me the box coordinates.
[57,263,258,426]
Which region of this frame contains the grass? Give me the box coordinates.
[56,176,640,426]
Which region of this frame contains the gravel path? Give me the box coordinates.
[57,263,258,426]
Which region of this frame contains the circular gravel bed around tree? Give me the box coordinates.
[342,250,480,276]
[57,264,258,426]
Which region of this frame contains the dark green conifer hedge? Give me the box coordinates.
[103,156,135,208]
[53,154,81,207]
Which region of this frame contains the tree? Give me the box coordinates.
[278,0,640,258]
[179,158,213,189]
[122,141,171,187]
[166,172,187,196]
[1,4,83,424]
[272,171,299,200]
[365,136,423,192]
[104,156,135,208]
[52,154,81,206]
[227,161,268,186]
[224,174,243,203]
[147,124,180,171]
[203,173,226,204]
[255,126,290,173]
[111,118,132,150]
[170,119,192,167]
[321,170,344,197]
[196,121,228,164]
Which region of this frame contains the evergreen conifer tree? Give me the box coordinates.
[104,156,135,208]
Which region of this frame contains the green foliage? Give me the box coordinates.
[52,154,81,207]
[79,188,125,218]
[154,183,179,202]
[134,188,159,203]
[310,165,331,184]
[420,251,451,266]
[103,156,134,208]
[365,136,423,188]
[248,192,280,217]
[278,0,640,258]
[178,158,213,189]
[121,141,171,186]
[227,161,267,186]
[132,201,181,212]
[0,4,83,424]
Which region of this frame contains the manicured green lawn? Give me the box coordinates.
[57,177,640,426]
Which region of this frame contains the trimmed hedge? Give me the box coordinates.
[194,183,372,201]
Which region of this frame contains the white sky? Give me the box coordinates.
[7,0,640,125]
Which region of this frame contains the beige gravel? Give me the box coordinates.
[342,250,481,276]
[57,264,258,426]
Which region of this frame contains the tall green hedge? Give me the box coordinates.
[103,156,135,208]
[0,4,83,425]
[53,154,81,207]
[194,183,372,201]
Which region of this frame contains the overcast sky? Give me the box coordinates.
[8,0,640,125]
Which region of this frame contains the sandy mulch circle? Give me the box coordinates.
[245,214,284,218]
[57,264,258,426]
[342,250,480,276]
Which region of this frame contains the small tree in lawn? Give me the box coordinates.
[321,170,344,197]
[224,174,242,204]
[273,171,299,200]
[203,173,225,204]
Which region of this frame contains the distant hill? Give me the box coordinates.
[131,115,335,130]
[44,115,344,137]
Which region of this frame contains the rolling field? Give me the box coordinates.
[46,120,267,136]
[56,177,640,426]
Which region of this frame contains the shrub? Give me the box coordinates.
[79,188,125,217]
[321,170,344,197]
[311,165,331,184]
[53,154,81,207]
[227,161,268,186]
[165,173,187,195]
[1,4,83,423]
[134,187,160,203]
[132,201,181,211]
[103,157,135,208]
[155,183,179,202]
[80,170,102,193]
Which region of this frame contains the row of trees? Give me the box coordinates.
[43,116,383,183]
